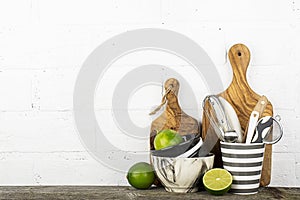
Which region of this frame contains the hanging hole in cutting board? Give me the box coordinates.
[237,52,242,56]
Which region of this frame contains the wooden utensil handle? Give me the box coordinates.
[243,95,269,143]
[253,95,269,116]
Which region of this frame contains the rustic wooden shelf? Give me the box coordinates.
[0,186,299,200]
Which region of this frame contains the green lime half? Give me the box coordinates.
[203,168,232,195]
[126,162,155,189]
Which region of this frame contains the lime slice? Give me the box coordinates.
[203,168,232,195]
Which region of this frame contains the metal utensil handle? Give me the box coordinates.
[202,96,225,141]
[208,95,232,132]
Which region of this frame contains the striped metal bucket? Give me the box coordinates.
[220,142,265,195]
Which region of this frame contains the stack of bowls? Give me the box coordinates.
[150,134,214,193]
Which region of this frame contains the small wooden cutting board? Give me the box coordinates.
[149,78,200,150]
[201,44,273,186]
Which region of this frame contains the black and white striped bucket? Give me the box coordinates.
[220,142,265,195]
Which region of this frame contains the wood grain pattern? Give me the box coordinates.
[201,44,273,186]
[150,78,200,150]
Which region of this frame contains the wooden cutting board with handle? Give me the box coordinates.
[201,43,273,186]
[149,78,200,150]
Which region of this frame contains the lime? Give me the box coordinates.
[126,162,155,189]
[154,129,183,150]
[203,168,232,195]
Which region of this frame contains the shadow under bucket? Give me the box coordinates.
[220,142,265,195]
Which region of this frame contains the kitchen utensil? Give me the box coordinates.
[203,95,239,143]
[202,95,225,141]
[149,78,200,150]
[198,126,219,157]
[151,153,214,193]
[219,97,243,143]
[252,115,283,144]
[245,96,269,143]
[151,134,197,157]
[202,44,274,186]
[211,96,239,142]
[198,95,224,157]
[245,111,260,144]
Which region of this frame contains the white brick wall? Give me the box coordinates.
[0,0,300,187]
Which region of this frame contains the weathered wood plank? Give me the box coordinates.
[0,186,299,200]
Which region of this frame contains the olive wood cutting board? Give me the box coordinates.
[201,44,273,186]
[149,78,200,150]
